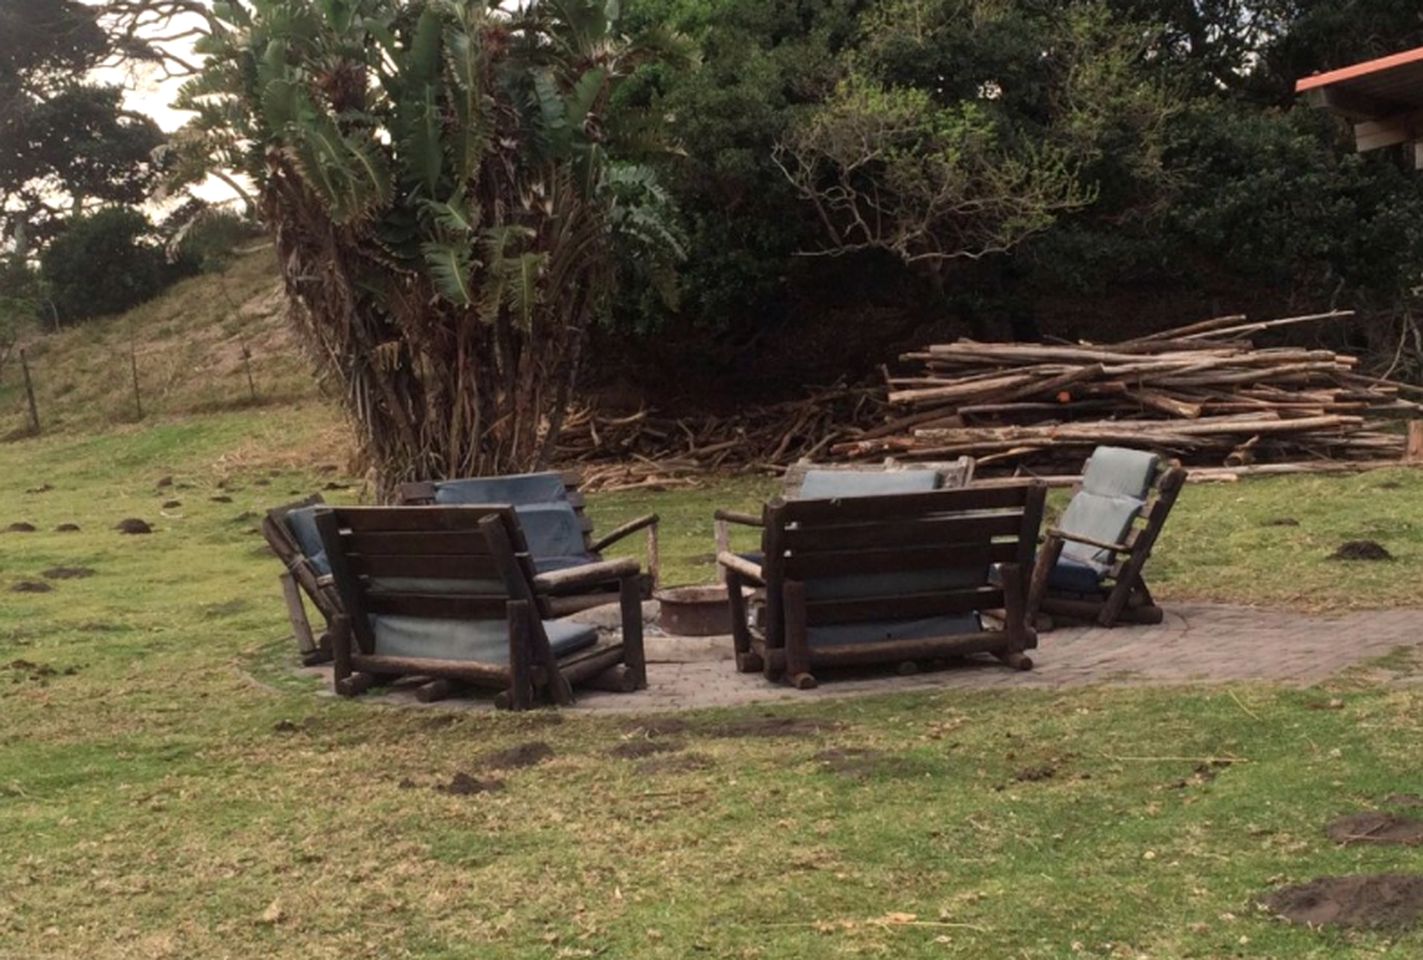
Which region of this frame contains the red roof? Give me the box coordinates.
[1296,47,1423,118]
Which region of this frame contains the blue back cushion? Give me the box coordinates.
[798,469,939,500]
[1058,447,1158,570]
[284,506,332,577]
[432,472,569,506]
[1081,447,1158,499]
[517,502,596,564]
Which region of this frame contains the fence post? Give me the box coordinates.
[129,320,143,420]
[19,348,39,435]
[241,338,258,403]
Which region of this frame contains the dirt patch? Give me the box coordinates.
[1326,812,1423,846]
[6,659,75,681]
[1330,540,1393,561]
[202,599,251,617]
[1261,874,1423,929]
[1263,517,1300,527]
[323,481,352,491]
[610,739,685,760]
[481,741,554,770]
[439,772,505,795]
[5,522,36,533]
[1377,481,1403,490]
[24,484,53,494]
[1384,794,1423,808]
[210,495,234,504]
[155,476,174,488]
[54,523,80,532]
[624,717,691,738]
[706,715,846,739]
[637,754,714,775]
[10,581,52,593]
[1014,764,1057,783]
[116,518,153,535]
[232,511,257,523]
[42,567,94,580]
[161,500,182,509]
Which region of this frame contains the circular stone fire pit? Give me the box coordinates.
[655,585,737,637]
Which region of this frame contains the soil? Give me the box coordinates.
[440,772,505,795]
[1013,764,1057,782]
[162,500,182,509]
[610,739,685,760]
[42,567,94,580]
[1330,540,1393,561]
[155,476,173,488]
[1384,794,1423,808]
[54,523,80,532]
[210,495,234,503]
[5,522,36,533]
[1326,812,1423,846]
[706,715,846,739]
[625,717,691,738]
[24,484,53,494]
[116,519,153,535]
[481,741,554,770]
[1261,874,1423,929]
[636,754,714,776]
[1263,517,1300,527]
[1377,481,1403,490]
[10,581,52,593]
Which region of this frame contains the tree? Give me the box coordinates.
[39,207,174,322]
[0,0,165,251]
[182,0,691,493]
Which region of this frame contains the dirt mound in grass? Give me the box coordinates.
[54,523,80,532]
[708,715,846,739]
[1330,540,1393,561]
[115,518,153,535]
[637,754,713,775]
[481,741,554,770]
[42,567,94,580]
[1261,875,1423,929]
[439,772,504,795]
[5,522,36,533]
[610,739,684,760]
[1326,812,1423,846]
[10,580,52,593]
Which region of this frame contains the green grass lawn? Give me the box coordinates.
[4,405,1423,958]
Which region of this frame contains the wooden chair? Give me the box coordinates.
[314,505,646,709]
[713,458,975,555]
[261,495,343,665]
[716,482,1046,689]
[1026,446,1187,628]
[398,470,658,616]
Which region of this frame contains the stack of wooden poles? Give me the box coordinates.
[831,311,1423,471]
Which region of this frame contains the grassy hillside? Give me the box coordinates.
[0,249,328,439]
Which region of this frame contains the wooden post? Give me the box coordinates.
[129,322,143,420]
[241,338,258,403]
[19,348,39,435]
[1406,420,1423,461]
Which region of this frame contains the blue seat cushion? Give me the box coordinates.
[1057,492,1143,570]
[798,469,939,500]
[370,615,598,663]
[1047,555,1105,594]
[432,471,570,506]
[284,506,332,577]
[807,614,982,648]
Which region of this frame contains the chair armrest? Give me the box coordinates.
[589,513,659,554]
[1045,527,1131,554]
[534,557,641,594]
[713,509,763,527]
[717,550,764,584]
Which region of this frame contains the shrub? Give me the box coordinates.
[39,207,173,323]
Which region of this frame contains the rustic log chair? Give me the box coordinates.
[716,481,1046,689]
[261,495,343,665]
[397,471,658,617]
[1026,446,1187,629]
[313,505,647,709]
[712,458,975,556]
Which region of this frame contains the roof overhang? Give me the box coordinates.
[1297,46,1423,167]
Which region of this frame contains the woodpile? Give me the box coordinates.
[831,311,1423,470]
[553,383,883,491]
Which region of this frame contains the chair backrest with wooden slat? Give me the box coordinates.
[396,470,599,559]
[262,494,342,616]
[779,457,975,500]
[313,505,551,656]
[760,483,1044,640]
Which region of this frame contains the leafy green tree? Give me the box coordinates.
[180,0,691,490]
[39,207,173,323]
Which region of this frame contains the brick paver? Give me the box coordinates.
[303,601,1423,713]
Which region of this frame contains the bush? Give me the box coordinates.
[39,208,176,323]
[164,204,264,274]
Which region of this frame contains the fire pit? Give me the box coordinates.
[655,585,737,637]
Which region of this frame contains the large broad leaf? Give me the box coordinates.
[565,66,607,130]
[446,28,492,181]
[421,241,476,306]
[290,115,392,224]
[398,84,444,195]
[508,252,546,331]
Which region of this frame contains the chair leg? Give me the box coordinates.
[783,580,816,690]
[619,573,647,689]
[646,523,660,591]
[725,569,762,673]
[1027,536,1064,627]
[995,563,1034,671]
[331,615,363,696]
[280,571,325,663]
[506,600,533,711]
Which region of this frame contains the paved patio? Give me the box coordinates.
[301,601,1423,713]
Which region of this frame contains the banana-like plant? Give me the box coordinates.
[178,0,693,492]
